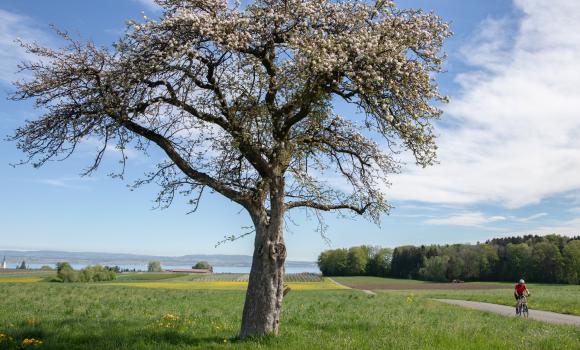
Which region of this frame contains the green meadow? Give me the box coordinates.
[404,284,580,316]
[333,277,580,316]
[0,272,579,349]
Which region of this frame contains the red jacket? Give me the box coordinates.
[515,283,527,295]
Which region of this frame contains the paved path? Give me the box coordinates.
[361,289,377,296]
[328,278,376,296]
[435,299,580,326]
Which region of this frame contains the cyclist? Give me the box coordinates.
[514,279,530,314]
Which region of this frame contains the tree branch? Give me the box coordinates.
[285,200,372,215]
[115,114,251,208]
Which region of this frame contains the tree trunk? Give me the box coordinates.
[239,176,287,338]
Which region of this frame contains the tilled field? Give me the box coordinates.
[339,281,511,290]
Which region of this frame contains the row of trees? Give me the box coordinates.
[318,246,392,276]
[318,235,580,284]
[147,260,214,272]
[56,262,117,283]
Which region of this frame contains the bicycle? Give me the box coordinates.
[516,295,529,318]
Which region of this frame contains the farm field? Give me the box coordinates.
[116,273,192,282]
[332,276,511,290]
[109,272,338,291]
[0,273,579,349]
[0,270,55,283]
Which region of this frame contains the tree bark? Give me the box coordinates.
[239,176,287,338]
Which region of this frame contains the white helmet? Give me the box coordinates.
[519,279,525,284]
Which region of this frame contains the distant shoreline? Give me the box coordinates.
[0,249,318,273]
[0,264,320,274]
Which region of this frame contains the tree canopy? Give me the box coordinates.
[148,261,162,272]
[193,261,212,270]
[12,0,449,222]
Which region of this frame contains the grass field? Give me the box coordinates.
[400,284,580,316]
[333,277,580,316]
[0,273,579,349]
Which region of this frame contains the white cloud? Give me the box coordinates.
[508,217,580,237]
[424,211,549,228]
[425,212,506,227]
[510,212,548,222]
[0,9,52,84]
[389,0,580,209]
[38,177,96,189]
[459,17,515,70]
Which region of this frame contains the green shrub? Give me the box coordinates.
[55,262,116,283]
[78,265,116,282]
[56,262,73,273]
[148,261,162,272]
[193,261,212,270]
[58,267,79,283]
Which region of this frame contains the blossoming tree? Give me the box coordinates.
[11,0,449,337]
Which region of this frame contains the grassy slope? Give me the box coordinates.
[0,283,579,350]
[403,284,580,316]
[333,276,580,316]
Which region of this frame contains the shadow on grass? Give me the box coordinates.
[1,319,243,350]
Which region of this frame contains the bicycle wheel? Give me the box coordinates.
[523,304,529,318]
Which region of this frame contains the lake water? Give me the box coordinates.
[23,263,320,274]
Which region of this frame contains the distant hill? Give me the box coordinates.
[0,250,315,268]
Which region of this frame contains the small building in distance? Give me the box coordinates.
[165,268,211,274]
[1,256,6,269]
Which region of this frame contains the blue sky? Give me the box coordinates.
[1,0,580,261]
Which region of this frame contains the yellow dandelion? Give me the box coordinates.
[0,333,14,343]
[162,313,179,321]
[21,338,43,347]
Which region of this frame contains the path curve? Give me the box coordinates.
[435,299,580,326]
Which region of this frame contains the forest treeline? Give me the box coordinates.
[317,235,580,284]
